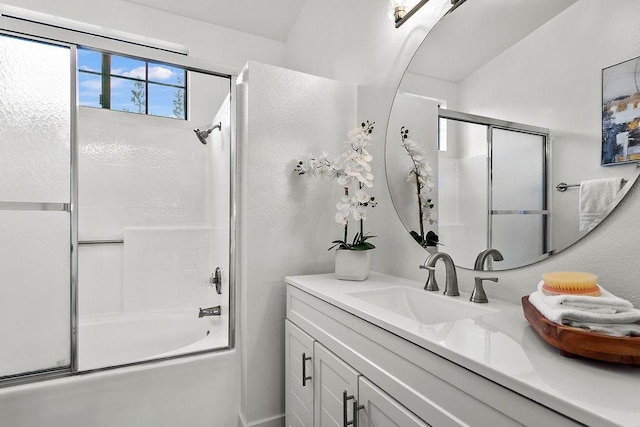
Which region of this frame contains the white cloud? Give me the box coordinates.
[120,65,174,81]
[149,66,174,80]
[80,79,102,91]
[122,66,146,79]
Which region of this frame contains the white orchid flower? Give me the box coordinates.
[401,127,437,228]
[337,174,352,186]
[355,189,371,204]
[296,120,376,248]
[352,205,367,221]
[335,210,349,225]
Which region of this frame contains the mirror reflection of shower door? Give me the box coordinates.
[0,34,72,378]
[490,128,549,269]
[438,110,549,269]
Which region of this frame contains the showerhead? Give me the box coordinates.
[194,122,222,145]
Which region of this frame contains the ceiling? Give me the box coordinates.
[407,0,577,83]
[123,0,307,42]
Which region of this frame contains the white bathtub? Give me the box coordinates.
[78,307,228,371]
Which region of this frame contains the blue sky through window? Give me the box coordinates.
[77,48,186,119]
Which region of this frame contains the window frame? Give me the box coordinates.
[77,48,188,120]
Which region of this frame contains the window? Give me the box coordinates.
[77,47,187,119]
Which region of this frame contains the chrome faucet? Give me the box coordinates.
[419,252,459,296]
[198,305,221,318]
[470,277,498,303]
[473,248,504,271]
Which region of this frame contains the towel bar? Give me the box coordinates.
[556,179,628,192]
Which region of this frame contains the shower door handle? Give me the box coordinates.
[208,267,222,294]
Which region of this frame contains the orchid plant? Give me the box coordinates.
[295,121,377,251]
[400,126,439,247]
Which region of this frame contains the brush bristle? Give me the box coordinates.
[542,272,599,295]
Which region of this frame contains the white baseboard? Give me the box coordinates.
[237,412,285,427]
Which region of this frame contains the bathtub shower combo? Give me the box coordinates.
[0,20,234,381]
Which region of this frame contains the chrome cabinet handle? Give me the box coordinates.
[352,399,364,427]
[301,353,312,386]
[342,390,362,427]
[343,390,354,427]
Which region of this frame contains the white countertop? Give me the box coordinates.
[285,272,640,427]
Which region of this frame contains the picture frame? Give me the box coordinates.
[602,55,640,166]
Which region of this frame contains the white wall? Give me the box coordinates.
[237,61,356,426]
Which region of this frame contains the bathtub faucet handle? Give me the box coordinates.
[208,267,222,294]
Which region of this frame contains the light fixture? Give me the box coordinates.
[393,0,467,28]
[389,0,408,23]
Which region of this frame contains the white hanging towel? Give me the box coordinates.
[579,177,624,232]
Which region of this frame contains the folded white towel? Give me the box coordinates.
[536,281,635,313]
[579,177,624,232]
[566,322,640,337]
[529,290,640,325]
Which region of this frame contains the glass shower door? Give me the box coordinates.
[0,34,72,378]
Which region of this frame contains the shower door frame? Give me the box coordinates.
[0,14,237,386]
[438,109,552,267]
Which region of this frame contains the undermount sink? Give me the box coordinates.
[347,286,496,325]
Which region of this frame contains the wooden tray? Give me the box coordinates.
[521,296,640,366]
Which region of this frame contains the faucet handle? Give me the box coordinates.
[419,264,439,292]
[470,277,498,303]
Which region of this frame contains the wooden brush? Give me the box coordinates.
[541,272,600,296]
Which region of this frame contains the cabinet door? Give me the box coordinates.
[286,320,315,427]
[358,377,429,427]
[314,342,360,427]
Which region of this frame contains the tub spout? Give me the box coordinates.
[199,306,221,318]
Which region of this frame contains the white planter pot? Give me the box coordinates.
[335,249,372,281]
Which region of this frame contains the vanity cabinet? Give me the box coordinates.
[286,320,424,427]
[285,321,314,426]
[286,282,581,427]
[358,377,427,427]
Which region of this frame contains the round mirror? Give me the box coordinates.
[386,0,640,270]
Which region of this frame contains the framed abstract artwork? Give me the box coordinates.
[602,55,640,165]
